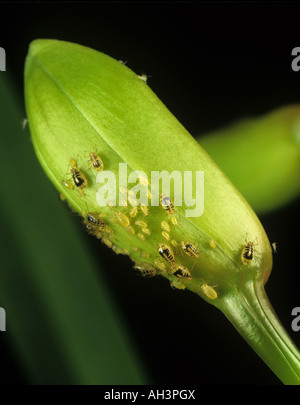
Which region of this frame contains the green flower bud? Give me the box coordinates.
[25,39,300,384]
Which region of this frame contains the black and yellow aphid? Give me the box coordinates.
[241,241,256,265]
[158,243,175,265]
[181,241,200,259]
[134,263,156,278]
[88,152,104,172]
[171,265,191,281]
[70,158,88,194]
[160,194,175,215]
[83,212,106,231]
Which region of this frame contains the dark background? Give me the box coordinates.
[0,1,300,385]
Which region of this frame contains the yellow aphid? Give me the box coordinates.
[162,231,170,241]
[272,242,278,254]
[160,194,175,215]
[171,240,179,248]
[161,221,170,232]
[241,241,256,265]
[88,152,104,172]
[209,240,217,248]
[171,265,191,281]
[59,193,66,202]
[158,244,175,264]
[115,211,130,228]
[142,228,151,235]
[138,175,148,186]
[154,259,166,272]
[181,241,200,258]
[102,237,113,248]
[201,283,218,300]
[171,217,178,226]
[128,196,137,207]
[69,158,88,194]
[129,206,138,218]
[140,204,149,216]
[126,226,135,235]
[170,280,186,290]
[137,232,145,241]
[61,179,74,190]
[135,220,147,228]
[111,245,125,255]
[119,186,127,195]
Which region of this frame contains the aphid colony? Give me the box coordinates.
[61,153,221,299]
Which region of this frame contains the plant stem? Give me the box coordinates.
[216,280,300,385]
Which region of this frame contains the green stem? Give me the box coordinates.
[216,281,300,385]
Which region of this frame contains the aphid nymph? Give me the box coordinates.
[89,152,104,172]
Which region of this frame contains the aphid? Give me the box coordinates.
[61,179,74,190]
[171,265,191,281]
[128,196,137,207]
[170,280,186,290]
[158,244,175,265]
[115,211,130,228]
[134,263,156,278]
[22,118,28,129]
[135,220,148,228]
[201,283,218,300]
[142,227,151,236]
[272,242,278,254]
[126,226,135,235]
[171,217,178,226]
[161,221,170,232]
[140,204,149,216]
[138,73,150,83]
[129,206,138,218]
[102,237,113,248]
[137,232,146,241]
[154,259,166,272]
[138,175,148,187]
[162,231,170,241]
[241,241,256,265]
[209,240,217,249]
[181,241,200,258]
[88,152,104,172]
[118,60,127,65]
[160,194,175,215]
[171,240,179,248]
[70,158,88,194]
[82,212,106,232]
[59,193,66,202]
